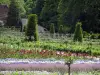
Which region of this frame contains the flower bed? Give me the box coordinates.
[0,71,100,75]
[0,58,100,72]
[0,58,100,64]
[0,49,99,59]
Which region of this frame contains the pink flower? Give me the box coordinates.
[56,51,61,55]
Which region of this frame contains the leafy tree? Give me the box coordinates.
[57,0,69,26]
[58,0,100,33]
[6,0,22,27]
[40,0,60,30]
[81,0,100,33]
[73,22,83,42]
[26,14,39,41]
[2,0,100,33]
[33,0,45,16]
[0,0,26,17]
[17,0,26,17]
[32,0,45,25]
[0,0,10,5]
[24,0,27,2]
[25,0,36,15]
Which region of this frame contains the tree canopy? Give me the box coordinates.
[6,0,22,27]
[1,0,100,33]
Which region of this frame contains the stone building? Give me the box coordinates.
[0,4,8,22]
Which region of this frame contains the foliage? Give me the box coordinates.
[0,27,100,57]
[0,0,10,5]
[50,23,55,38]
[6,0,22,27]
[50,23,55,34]
[23,25,27,32]
[98,34,100,39]
[90,34,100,39]
[40,0,60,30]
[90,34,96,39]
[25,14,39,41]
[73,22,83,42]
[32,0,45,25]
[58,0,100,33]
[40,0,100,33]
[17,0,26,17]
[57,0,70,29]
[83,31,89,38]
[1,0,100,33]
[33,0,45,17]
[25,0,36,15]
[0,0,26,17]
[59,25,63,34]
[0,71,100,75]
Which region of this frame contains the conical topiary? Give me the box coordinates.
[73,22,83,42]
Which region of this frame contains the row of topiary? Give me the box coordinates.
[25,14,85,43]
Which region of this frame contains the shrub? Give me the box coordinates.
[73,22,83,42]
[50,23,55,38]
[59,25,63,34]
[23,25,27,32]
[25,14,39,41]
[90,34,99,39]
[90,34,96,39]
[83,31,89,38]
[98,34,100,39]
[50,23,55,34]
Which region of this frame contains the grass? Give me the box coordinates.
[0,71,100,75]
[0,27,100,58]
[0,27,100,74]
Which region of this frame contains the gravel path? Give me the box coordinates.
[0,63,100,72]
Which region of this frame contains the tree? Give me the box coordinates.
[32,0,45,25]
[0,0,26,17]
[73,22,83,42]
[57,0,100,33]
[25,0,36,15]
[33,0,45,17]
[25,14,39,41]
[6,0,22,27]
[81,0,100,33]
[40,0,60,30]
[57,0,69,26]
[17,0,26,17]
[0,0,10,5]
[24,0,27,2]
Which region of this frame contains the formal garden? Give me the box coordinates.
[0,0,100,75]
[0,21,100,75]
